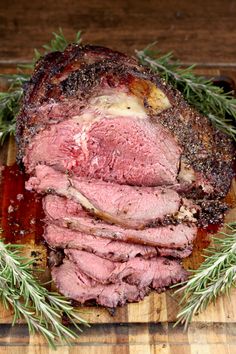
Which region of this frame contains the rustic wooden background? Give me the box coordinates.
[1,0,236,67]
[1,0,236,353]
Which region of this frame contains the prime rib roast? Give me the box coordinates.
[16,44,235,308]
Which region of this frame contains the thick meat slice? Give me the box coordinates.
[44,224,193,260]
[26,165,187,229]
[23,112,180,186]
[65,249,188,289]
[43,195,197,249]
[52,260,149,307]
[17,45,234,197]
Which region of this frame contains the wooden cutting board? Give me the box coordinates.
[0,68,236,353]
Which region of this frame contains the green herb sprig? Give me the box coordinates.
[0,75,28,144]
[136,46,236,139]
[0,238,88,348]
[0,28,82,145]
[174,222,236,329]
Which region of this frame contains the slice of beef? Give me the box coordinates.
[44,224,193,260]
[17,45,234,196]
[52,260,149,307]
[65,249,188,290]
[65,249,115,283]
[27,165,197,229]
[43,195,197,249]
[156,246,193,259]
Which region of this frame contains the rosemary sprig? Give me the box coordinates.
[136,46,236,139]
[0,238,88,348]
[175,222,236,329]
[0,28,82,144]
[0,75,28,144]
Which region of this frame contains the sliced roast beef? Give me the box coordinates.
[156,245,193,259]
[45,224,156,260]
[52,260,149,307]
[43,195,197,249]
[17,45,234,196]
[27,165,198,229]
[65,249,188,289]
[16,44,235,308]
[44,224,193,260]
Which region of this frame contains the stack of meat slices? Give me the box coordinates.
[17,45,234,308]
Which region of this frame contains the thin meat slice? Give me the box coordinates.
[156,246,192,259]
[45,224,157,261]
[52,260,149,307]
[43,195,197,248]
[44,224,193,260]
[65,250,115,283]
[26,165,186,229]
[43,195,197,249]
[65,249,188,289]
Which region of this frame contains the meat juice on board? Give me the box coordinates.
[0,164,44,245]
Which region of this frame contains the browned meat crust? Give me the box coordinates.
[16,44,235,197]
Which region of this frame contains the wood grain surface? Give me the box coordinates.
[1,0,236,352]
[0,0,236,67]
[1,322,236,354]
